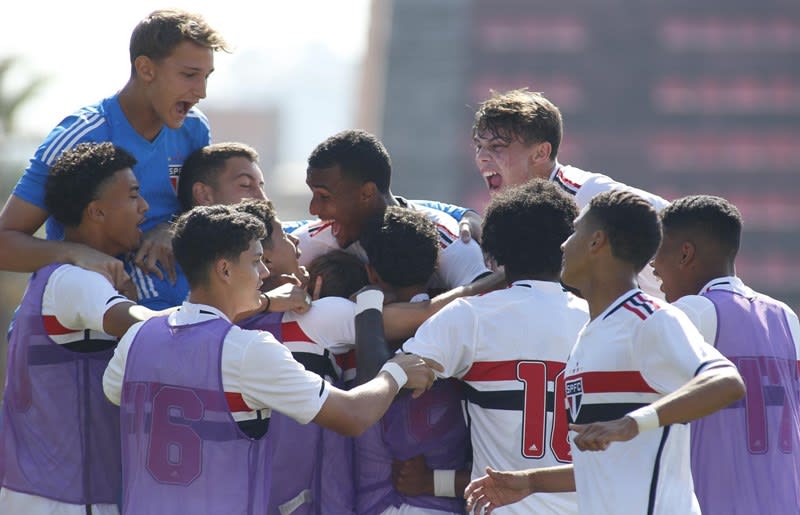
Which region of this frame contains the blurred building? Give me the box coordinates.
[359,0,800,312]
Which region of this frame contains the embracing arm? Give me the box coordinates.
[382,270,505,341]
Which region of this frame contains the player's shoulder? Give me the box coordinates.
[552,164,596,196]
[185,105,210,130]
[407,203,461,249]
[293,219,334,239]
[48,263,113,291]
[605,290,666,323]
[39,100,112,167]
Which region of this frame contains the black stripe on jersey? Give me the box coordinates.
[437,228,454,245]
[292,352,339,381]
[693,358,732,377]
[105,295,127,305]
[28,340,117,365]
[554,179,578,196]
[125,412,270,440]
[603,292,640,320]
[648,426,671,515]
[464,384,555,412]
[726,385,786,409]
[567,402,649,425]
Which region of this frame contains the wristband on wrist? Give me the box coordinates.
[379,361,407,390]
[433,469,457,497]
[261,293,272,313]
[356,289,384,315]
[627,405,660,433]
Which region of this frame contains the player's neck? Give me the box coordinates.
[391,284,427,303]
[188,286,240,322]
[118,80,163,142]
[581,272,639,320]
[63,226,124,259]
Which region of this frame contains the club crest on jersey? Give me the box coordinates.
[565,378,583,421]
[169,164,182,192]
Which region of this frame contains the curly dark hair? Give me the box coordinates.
[359,206,438,288]
[587,190,662,272]
[472,88,563,160]
[232,198,277,245]
[177,142,260,212]
[307,130,391,193]
[307,250,369,299]
[482,179,578,278]
[129,8,229,74]
[660,195,742,260]
[172,204,266,287]
[45,142,137,227]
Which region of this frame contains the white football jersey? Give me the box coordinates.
[403,280,589,515]
[564,289,732,515]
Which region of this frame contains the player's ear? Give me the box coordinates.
[360,181,378,202]
[215,258,232,283]
[85,200,105,223]
[589,229,607,253]
[192,181,215,207]
[531,141,552,163]
[679,241,696,268]
[133,55,156,82]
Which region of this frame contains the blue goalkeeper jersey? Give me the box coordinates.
[13,94,211,240]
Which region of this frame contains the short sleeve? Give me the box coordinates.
[436,239,491,288]
[45,265,131,334]
[238,331,330,424]
[284,297,357,355]
[103,321,145,406]
[401,298,478,379]
[634,307,731,394]
[673,295,718,345]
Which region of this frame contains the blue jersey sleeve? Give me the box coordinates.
[282,219,314,234]
[409,200,474,221]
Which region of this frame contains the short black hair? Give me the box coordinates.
[482,179,578,278]
[359,206,438,288]
[178,142,260,212]
[232,198,277,245]
[307,250,369,299]
[307,130,391,193]
[172,204,266,287]
[660,195,742,260]
[45,142,137,227]
[587,190,661,272]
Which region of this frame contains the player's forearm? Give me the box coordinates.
[382,272,505,341]
[528,465,576,493]
[645,366,745,427]
[0,229,80,272]
[355,302,392,385]
[318,373,399,436]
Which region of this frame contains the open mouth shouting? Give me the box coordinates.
[482,170,503,192]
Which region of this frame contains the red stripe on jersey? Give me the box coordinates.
[569,370,657,394]
[464,359,565,382]
[308,221,334,237]
[556,170,581,190]
[281,321,313,343]
[335,349,356,369]
[225,391,251,412]
[42,315,78,335]
[435,223,457,240]
[335,349,357,371]
[622,303,647,320]
[634,293,661,312]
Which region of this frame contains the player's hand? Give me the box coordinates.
[569,416,639,452]
[69,243,131,291]
[388,353,440,397]
[392,455,433,497]
[133,222,176,284]
[264,282,312,314]
[464,467,534,514]
[460,211,483,245]
[459,220,472,243]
